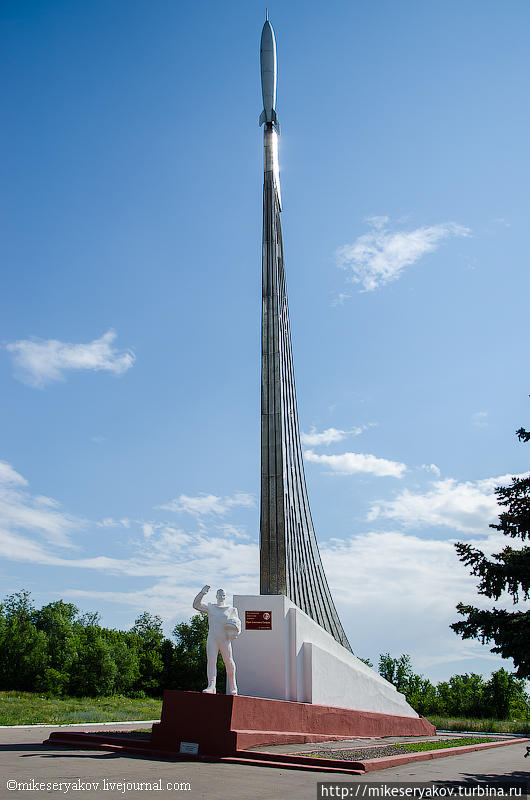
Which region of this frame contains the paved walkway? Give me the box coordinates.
[0,724,528,800]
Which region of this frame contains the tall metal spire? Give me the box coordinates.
[259,18,352,652]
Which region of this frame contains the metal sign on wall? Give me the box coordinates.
[245,610,272,630]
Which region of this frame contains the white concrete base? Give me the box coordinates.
[233,595,418,718]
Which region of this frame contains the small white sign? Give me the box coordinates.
[179,741,199,755]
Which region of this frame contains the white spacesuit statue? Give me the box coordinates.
[192,585,241,695]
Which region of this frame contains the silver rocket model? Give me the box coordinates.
[259,17,352,651]
[259,16,280,132]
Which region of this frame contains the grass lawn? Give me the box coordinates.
[2,693,528,734]
[0,692,162,726]
[293,737,504,762]
[427,716,529,735]
[396,737,497,752]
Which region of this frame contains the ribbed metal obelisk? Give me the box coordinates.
[259,19,352,652]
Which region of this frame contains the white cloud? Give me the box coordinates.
[0,513,256,586]
[368,473,529,534]
[61,525,526,676]
[61,529,259,623]
[2,497,520,678]
[301,424,375,447]
[215,523,251,541]
[97,517,131,529]
[421,464,441,477]
[34,495,60,509]
[331,292,351,307]
[323,531,479,608]
[304,450,407,478]
[159,492,255,517]
[364,215,390,230]
[336,219,470,292]
[0,461,27,487]
[320,529,525,679]
[0,461,79,548]
[0,458,524,679]
[0,464,256,589]
[302,427,349,447]
[472,411,489,428]
[65,559,258,628]
[0,528,63,566]
[5,329,135,388]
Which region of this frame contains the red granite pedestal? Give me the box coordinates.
[150,690,436,755]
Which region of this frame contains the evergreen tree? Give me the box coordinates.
[451,425,530,678]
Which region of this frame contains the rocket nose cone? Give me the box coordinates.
[260,19,275,52]
[260,17,278,125]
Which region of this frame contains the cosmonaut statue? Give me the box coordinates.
[192,585,241,695]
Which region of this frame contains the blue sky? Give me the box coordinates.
[1,0,529,683]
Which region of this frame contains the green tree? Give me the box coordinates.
[68,622,118,696]
[483,668,529,720]
[358,656,374,668]
[405,674,439,716]
[131,612,164,646]
[0,591,190,697]
[378,653,414,693]
[451,425,530,678]
[34,600,79,692]
[378,653,438,715]
[0,591,47,690]
[435,673,485,717]
[130,612,164,696]
[104,629,140,695]
[160,637,176,689]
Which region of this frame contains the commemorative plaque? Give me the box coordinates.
[245,610,272,630]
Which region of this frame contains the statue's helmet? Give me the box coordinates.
[224,620,240,640]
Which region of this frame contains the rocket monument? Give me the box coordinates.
[150,19,433,740]
[150,20,433,739]
[258,17,352,652]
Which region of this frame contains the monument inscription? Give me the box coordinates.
[245,610,272,630]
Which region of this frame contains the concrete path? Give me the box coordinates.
[0,724,528,800]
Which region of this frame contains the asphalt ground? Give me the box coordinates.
[0,724,528,800]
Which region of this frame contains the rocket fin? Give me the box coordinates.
[259,110,267,126]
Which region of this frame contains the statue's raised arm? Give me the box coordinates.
[193,585,210,614]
